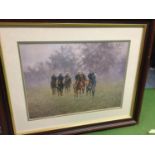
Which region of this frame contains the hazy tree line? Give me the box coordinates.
[23,42,129,87]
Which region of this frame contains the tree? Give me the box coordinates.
[46,46,77,75]
[82,43,117,75]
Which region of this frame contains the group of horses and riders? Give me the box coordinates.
[50,73,71,96]
[50,72,96,97]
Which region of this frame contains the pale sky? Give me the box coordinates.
[18,42,129,72]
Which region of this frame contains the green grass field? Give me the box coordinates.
[25,82,124,119]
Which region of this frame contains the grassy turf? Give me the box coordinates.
[25,82,124,119]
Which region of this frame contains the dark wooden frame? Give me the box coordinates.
[150,20,155,68]
[0,19,154,135]
[151,45,155,68]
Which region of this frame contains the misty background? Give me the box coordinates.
[19,41,130,87]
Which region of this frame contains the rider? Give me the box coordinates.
[64,73,72,92]
[58,73,64,83]
[88,72,92,81]
[88,72,96,86]
[80,72,86,81]
[65,73,71,81]
[51,74,57,82]
[91,72,96,86]
[75,72,86,81]
[65,73,72,86]
[75,72,81,81]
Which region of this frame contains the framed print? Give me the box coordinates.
[0,20,154,135]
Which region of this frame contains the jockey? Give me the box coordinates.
[65,72,70,80]
[75,72,81,81]
[80,72,86,81]
[75,72,86,82]
[88,72,92,81]
[51,74,57,82]
[58,73,64,83]
[88,72,96,86]
[65,73,72,84]
[91,72,96,86]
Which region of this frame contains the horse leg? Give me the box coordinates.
[75,89,79,98]
[74,91,76,99]
[82,88,84,94]
[53,88,55,95]
[77,90,80,98]
[74,89,77,99]
[79,89,81,95]
[52,88,54,95]
[58,88,60,96]
[82,85,85,94]
[89,90,91,96]
[61,89,63,96]
[54,88,57,95]
[80,88,83,95]
[86,87,88,96]
[92,87,95,97]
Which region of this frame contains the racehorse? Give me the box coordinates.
[73,80,86,98]
[86,80,96,96]
[64,77,72,93]
[57,80,64,96]
[50,79,57,95]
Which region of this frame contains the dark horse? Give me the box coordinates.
[64,74,72,93]
[86,80,96,96]
[50,75,57,95]
[57,81,64,96]
[57,74,64,96]
[73,81,85,98]
[86,73,96,96]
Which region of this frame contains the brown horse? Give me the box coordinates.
[73,80,85,98]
